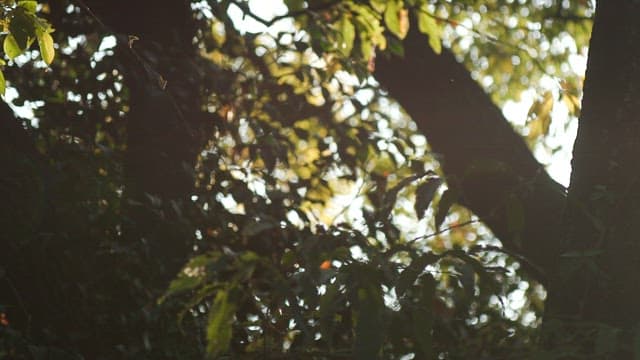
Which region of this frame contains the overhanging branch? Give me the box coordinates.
[375,28,566,280]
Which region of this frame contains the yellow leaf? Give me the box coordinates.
[37,31,54,64]
[384,0,404,39]
[418,8,442,54]
[337,15,355,56]
[398,9,409,39]
[4,34,22,59]
[0,70,5,96]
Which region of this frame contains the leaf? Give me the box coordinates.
[527,91,553,140]
[9,8,35,50]
[398,9,409,38]
[4,34,22,59]
[353,284,385,359]
[457,262,476,298]
[412,274,436,359]
[207,290,236,357]
[369,0,386,13]
[380,173,422,219]
[384,0,404,39]
[0,70,5,96]
[241,219,278,237]
[417,7,442,54]
[395,252,439,298]
[435,188,457,231]
[36,30,54,64]
[337,15,355,56]
[319,282,340,345]
[160,275,203,303]
[17,1,37,13]
[284,0,305,11]
[414,177,442,220]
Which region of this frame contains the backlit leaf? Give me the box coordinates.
[36,30,54,64]
[4,34,22,59]
[0,70,5,96]
[207,290,236,357]
[337,15,355,56]
[384,0,404,39]
[17,1,37,13]
[369,0,386,13]
[417,7,442,54]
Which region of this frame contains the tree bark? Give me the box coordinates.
[546,0,640,331]
[87,0,207,284]
[375,28,565,281]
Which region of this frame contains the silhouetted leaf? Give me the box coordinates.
[354,284,385,359]
[396,252,440,298]
[435,188,458,230]
[414,177,442,220]
[412,273,436,359]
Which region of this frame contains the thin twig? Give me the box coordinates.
[227,0,341,28]
[410,219,479,242]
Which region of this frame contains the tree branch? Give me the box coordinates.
[375,28,566,280]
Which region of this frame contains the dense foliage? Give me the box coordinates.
[0,0,596,359]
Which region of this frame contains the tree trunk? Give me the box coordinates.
[87,0,205,278]
[546,0,640,336]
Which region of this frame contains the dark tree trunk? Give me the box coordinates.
[546,0,640,334]
[87,0,206,278]
[84,1,209,356]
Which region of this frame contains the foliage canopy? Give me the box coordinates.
[0,0,602,359]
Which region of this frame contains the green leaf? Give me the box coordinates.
[284,0,305,11]
[241,219,277,237]
[384,0,403,39]
[319,282,340,346]
[353,284,385,359]
[9,8,36,50]
[435,188,457,230]
[4,34,22,59]
[360,35,373,60]
[17,1,37,13]
[36,30,54,64]
[0,70,5,96]
[207,290,236,357]
[387,35,404,56]
[412,274,436,359]
[370,0,386,13]
[414,177,442,220]
[337,15,355,56]
[417,7,442,54]
[160,275,203,303]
